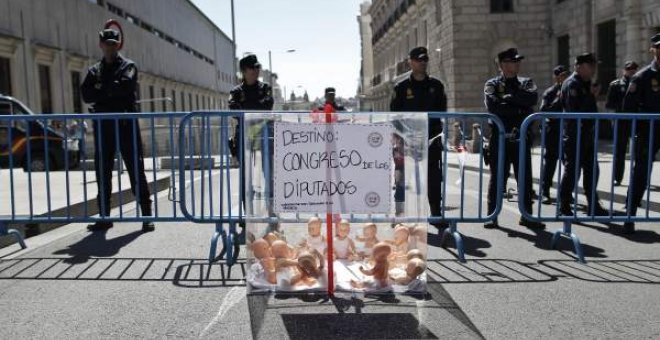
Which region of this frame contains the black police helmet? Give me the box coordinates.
[497,48,524,62]
[239,54,261,70]
[99,29,120,44]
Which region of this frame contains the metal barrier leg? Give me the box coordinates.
[439,221,466,263]
[209,222,227,264]
[0,222,26,249]
[550,221,585,263]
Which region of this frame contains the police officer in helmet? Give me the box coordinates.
[81,28,154,232]
[390,46,448,229]
[539,65,570,204]
[558,53,608,217]
[606,60,639,186]
[483,48,544,229]
[621,34,660,234]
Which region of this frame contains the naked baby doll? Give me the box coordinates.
[390,257,426,285]
[355,222,379,259]
[333,219,357,260]
[385,225,410,267]
[290,248,325,287]
[251,238,276,284]
[351,242,392,288]
[299,216,326,254]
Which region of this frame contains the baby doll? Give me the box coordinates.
[352,242,391,288]
[299,216,326,254]
[390,257,426,285]
[290,248,325,287]
[355,223,379,258]
[251,238,276,284]
[385,225,410,267]
[406,249,425,261]
[333,219,357,260]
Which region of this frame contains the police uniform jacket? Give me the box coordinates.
[606,77,632,112]
[560,72,598,132]
[484,75,538,132]
[390,75,447,138]
[81,54,138,113]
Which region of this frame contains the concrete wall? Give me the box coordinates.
[0,0,235,114]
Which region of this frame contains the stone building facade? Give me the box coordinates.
[359,0,660,113]
[0,0,236,114]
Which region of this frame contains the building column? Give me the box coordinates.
[624,0,643,63]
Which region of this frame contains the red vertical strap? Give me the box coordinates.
[324,103,335,296]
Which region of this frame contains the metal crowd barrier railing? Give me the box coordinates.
[178,111,506,263]
[1,111,507,265]
[519,112,660,262]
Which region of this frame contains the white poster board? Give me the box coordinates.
[273,122,393,214]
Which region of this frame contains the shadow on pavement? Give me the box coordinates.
[52,230,143,264]
[0,255,245,287]
[426,259,555,284]
[575,221,660,244]
[494,224,607,259]
[247,282,485,340]
[539,259,660,284]
[428,231,492,259]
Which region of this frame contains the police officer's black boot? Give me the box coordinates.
[87,221,113,231]
[141,203,155,233]
[622,222,635,235]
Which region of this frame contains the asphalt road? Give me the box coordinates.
[0,165,659,339]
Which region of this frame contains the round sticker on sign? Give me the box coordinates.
[364,192,381,208]
[367,132,383,148]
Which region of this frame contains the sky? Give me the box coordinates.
[190,0,366,99]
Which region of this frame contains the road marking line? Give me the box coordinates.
[199,286,246,338]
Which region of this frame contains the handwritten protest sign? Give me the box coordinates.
[273,122,393,214]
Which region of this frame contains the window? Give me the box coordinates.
[161,88,166,111]
[0,57,10,96]
[38,64,53,113]
[149,85,155,112]
[136,85,142,111]
[188,93,192,111]
[196,94,199,110]
[70,71,82,113]
[181,91,185,112]
[491,0,514,13]
[597,20,616,95]
[557,35,570,69]
[171,89,176,111]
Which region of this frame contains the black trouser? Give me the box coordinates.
[93,119,152,217]
[628,124,660,216]
[487,126,533,216]
[613,120,631,184]
[541,120,560,196]
[559,124,600,210]
[428,140,444,219]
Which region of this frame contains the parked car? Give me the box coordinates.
[0,94,81,171]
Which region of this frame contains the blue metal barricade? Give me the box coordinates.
[1,111,507,266]
[0,112,191,245]
[519,112,660,262]
[178,111,507,263]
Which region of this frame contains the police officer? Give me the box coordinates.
[228,54,274,219]
[539,65,569,204]
[606,60,639,186]
[484,48,544,229]
[318,87,346,112]
[81,28,154,232]
[390,46,448,229]
[621,34,660,234]
[558,53,608,216]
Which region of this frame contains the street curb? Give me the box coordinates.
[447,163,660,213]
[1,175,171,248]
